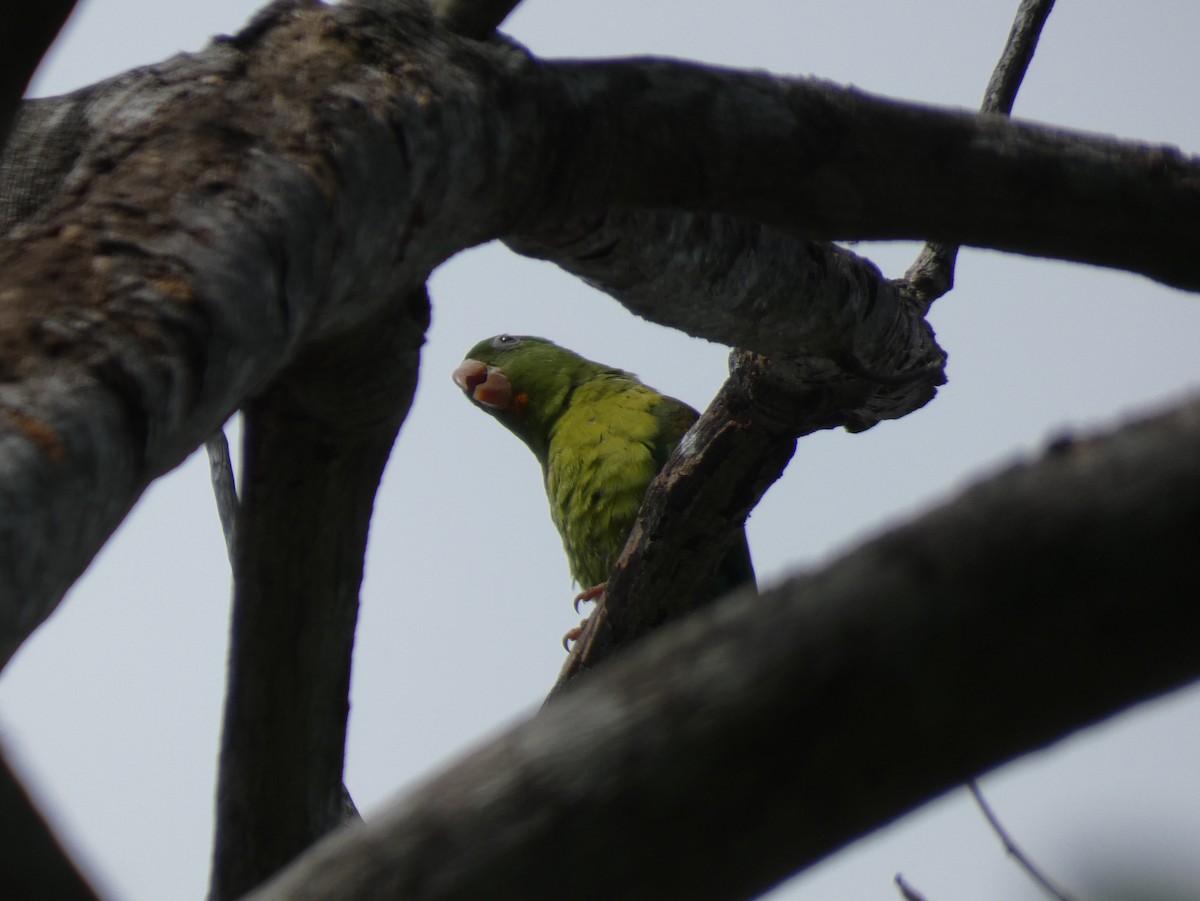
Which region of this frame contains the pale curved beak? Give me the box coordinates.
[452,359,512,409]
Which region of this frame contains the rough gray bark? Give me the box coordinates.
[2,0,1189,664]
[242,394,1200,901]
[0,0,1197,897]
[211,297,426,900]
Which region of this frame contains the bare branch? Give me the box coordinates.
[968,780,1076,901]
[0,0,78,147]
[521,56,1200,291]
[550,343,934,690]
[509,212,944,418]
[0,747,100,901]
[894,874,929,901]
[210,300,425,899]
[0,0,498,666]
[246,393,1200,901]
[983,0,1057,117]
[906,0,1057,302]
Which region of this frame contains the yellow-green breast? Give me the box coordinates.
[545,377,692,588]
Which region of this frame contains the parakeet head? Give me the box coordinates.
[452,334,618,459]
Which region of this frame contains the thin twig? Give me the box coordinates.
[983,0,1058,116]
[968,780,1075,901]
[204,428,239,567]
[894,873,929,901]
[904,0,1056,305]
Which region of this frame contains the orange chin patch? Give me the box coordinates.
[511,391,530,416]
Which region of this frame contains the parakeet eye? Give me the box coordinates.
[492,334,521,349]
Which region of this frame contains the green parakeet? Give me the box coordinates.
[452,334,755,609]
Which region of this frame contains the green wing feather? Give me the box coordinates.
[454,334,755,597]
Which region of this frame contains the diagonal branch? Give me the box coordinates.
[0,0,78,148]
[983,0,1057,117]
[551,345,916,691]
[245,392,1200,901]
[907,0,1056,302]
[0,747,100,901]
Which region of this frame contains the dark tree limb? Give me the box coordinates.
[983,0,1056,117]
[508,213,944,420]
[245,393,1200,901]
[427,0,524,40]
[210,297,427,900]
[0,748,100,901]
[516,54,1200,291]
[551,346,912,691]
[0,0,492,667]
[0,0,78,148]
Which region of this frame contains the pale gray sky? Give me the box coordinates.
[3,1,1200,899]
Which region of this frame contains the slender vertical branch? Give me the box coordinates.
[982,0,1058,116]
[905,0,1056,304]
[205,429,239,567]
[209,298,427,900]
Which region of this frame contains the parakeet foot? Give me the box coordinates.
[573,582,607,613]
[562,620,588,651]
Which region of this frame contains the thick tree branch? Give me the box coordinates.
[520,56,1200,291]
[210,299,425,899]
[0,0,78,147]
[245,393,1200,901]
[0,0,532,665]
[0,748,100,901]
[0,82,114,244]
[509,213,944,422]
[205,429,239,564]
